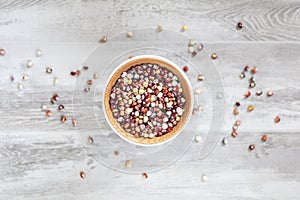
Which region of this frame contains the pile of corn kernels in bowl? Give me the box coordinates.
[109,62,186,139]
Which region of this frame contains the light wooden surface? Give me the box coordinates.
[0,0,300,199]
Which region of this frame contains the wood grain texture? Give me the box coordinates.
[0,0,300,199]
[0,42,299,199]
[0,0,299,42]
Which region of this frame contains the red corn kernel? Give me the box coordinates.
[183,66,189,72]
[231,131,238,137]
[274,116,280,123]
[142,173,148,179]
[70,71,76,76]
[52,94,59,101]
[251,67,257,74]
[245,91,251,98]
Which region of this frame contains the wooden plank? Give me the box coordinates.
[0,131,299,199]
[0,0,299,42]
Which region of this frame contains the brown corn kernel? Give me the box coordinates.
[237,22,244,29]
[211,53,218,59]
[100,36,108,43]
[261,135,267,142]
[61,116,67,123]
[233,108,239,115]
[231,131,238,138]
[80,171,86,179]
[274,116,281,123]
[249,144,255,151]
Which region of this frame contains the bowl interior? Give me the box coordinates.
[103,55,193,146]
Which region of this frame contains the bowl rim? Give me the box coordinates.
[103,55,194,147]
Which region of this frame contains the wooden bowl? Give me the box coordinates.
[103,55,193,146]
